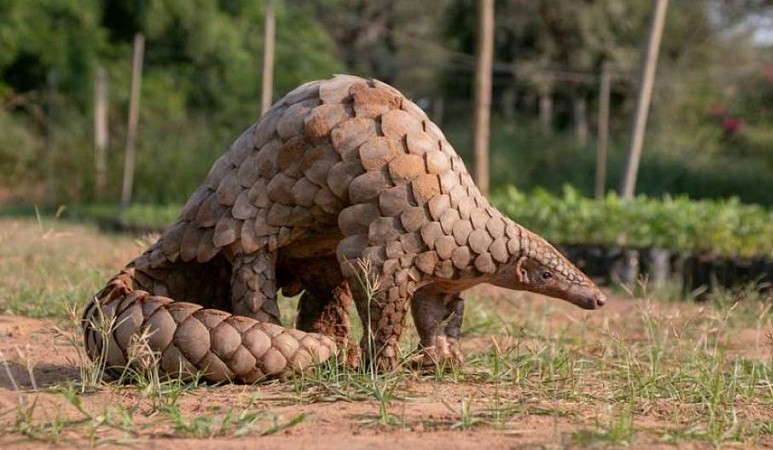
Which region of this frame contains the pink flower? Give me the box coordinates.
[722,117,743,137]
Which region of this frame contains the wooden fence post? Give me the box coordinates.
[620,0,669,198]
[538,81,553,133]
[595,62,611,199]
[472,0,494,196]
[94,67,108,198]
[121,33,145,209]
[261,0,276,115]
[43,70,58,206]
[573,95,588,146]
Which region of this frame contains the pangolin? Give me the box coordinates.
[82,74,606,383]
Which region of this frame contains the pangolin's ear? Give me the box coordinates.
[514,256,528,284]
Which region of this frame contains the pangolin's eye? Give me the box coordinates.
[541,271,553,281]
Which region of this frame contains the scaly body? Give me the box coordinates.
[83,75,605,383]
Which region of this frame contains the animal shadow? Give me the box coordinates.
[0,360,82,390]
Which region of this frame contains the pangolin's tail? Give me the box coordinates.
[82,267,336,384]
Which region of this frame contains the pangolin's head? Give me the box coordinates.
[492,228,606,310]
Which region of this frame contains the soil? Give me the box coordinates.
[0,290,770,449]
[0,311,579,449]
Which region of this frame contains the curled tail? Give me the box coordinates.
[82,268,336,384]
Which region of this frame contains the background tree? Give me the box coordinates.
[303,0,449,98]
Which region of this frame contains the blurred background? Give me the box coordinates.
[1,0,771,204]
[0,0,771,291]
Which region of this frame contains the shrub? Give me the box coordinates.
[492,185,773,257]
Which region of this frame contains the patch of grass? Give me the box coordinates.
[280,276,772,444]
[0,217,142,319]
[445,394,486,430]
[288,260,411,428]
[443,280,770,445]
[54,304,112,391]
[165,403,307,438]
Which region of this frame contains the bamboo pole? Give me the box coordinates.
[620,0,669,198]
[121,33,145,209]
[472,0,494,196]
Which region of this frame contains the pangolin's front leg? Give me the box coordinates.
[410,287,465,368]
[339,237,413,372]
[230,251,281,325]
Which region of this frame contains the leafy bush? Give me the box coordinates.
[0,110,41,185]
[492,185,773,257]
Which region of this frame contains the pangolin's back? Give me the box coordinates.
[154,74,493,272]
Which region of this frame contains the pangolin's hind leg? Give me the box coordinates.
[83,243,337,384]
[281,256,359,366]
[410,287,465,368]
[131,241,232,309]
[230,251,282,325]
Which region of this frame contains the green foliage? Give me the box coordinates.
[275,3,346,95]
[0,0,106,102]
[444,0,771,195]
[720,63,773,164]
[138,0,342,118]
[0,110,41,185]
[492,185,773,257]
[0,0,342,204]
[132,114,233,204]
[446,118,773,206]
[304,0,448,94]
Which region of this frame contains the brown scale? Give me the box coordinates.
[83,75,606,383]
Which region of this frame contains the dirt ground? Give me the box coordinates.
[1,295,770,449]
[0,302,583,449]
[0,218,771,448]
